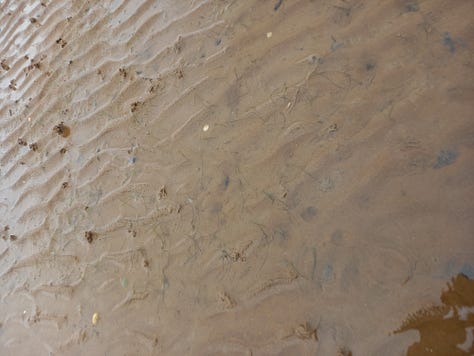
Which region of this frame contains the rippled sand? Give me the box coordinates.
[1,0,473,354]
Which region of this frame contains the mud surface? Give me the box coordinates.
[0,0,473,355]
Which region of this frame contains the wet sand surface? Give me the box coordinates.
[0,0,473,355]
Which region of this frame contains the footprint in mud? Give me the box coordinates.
[53,122,71,137]
[175,68,184,79]
[9,80,17,90]
[56,38,67,48]
[119,67,128,79]
[130,101,143,113]
[1,59,10,71]
[85,231,95,244]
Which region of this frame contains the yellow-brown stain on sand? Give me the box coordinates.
[395,274,474,355]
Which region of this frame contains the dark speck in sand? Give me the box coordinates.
[85,231,94,244]
[366,62,376,71]
[405,1,419,12]
[274,0,283,11]
[301,206,317,222]
[322,264,333,281]
[215,38,221,46]
[443,33,456,54]
[331,36,343,51]
[434,149,458,169]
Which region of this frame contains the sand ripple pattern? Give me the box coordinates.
[1,0,473,354]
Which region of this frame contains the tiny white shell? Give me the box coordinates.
[92,312,99,325]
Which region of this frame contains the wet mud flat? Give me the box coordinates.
[0,0,473,355]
